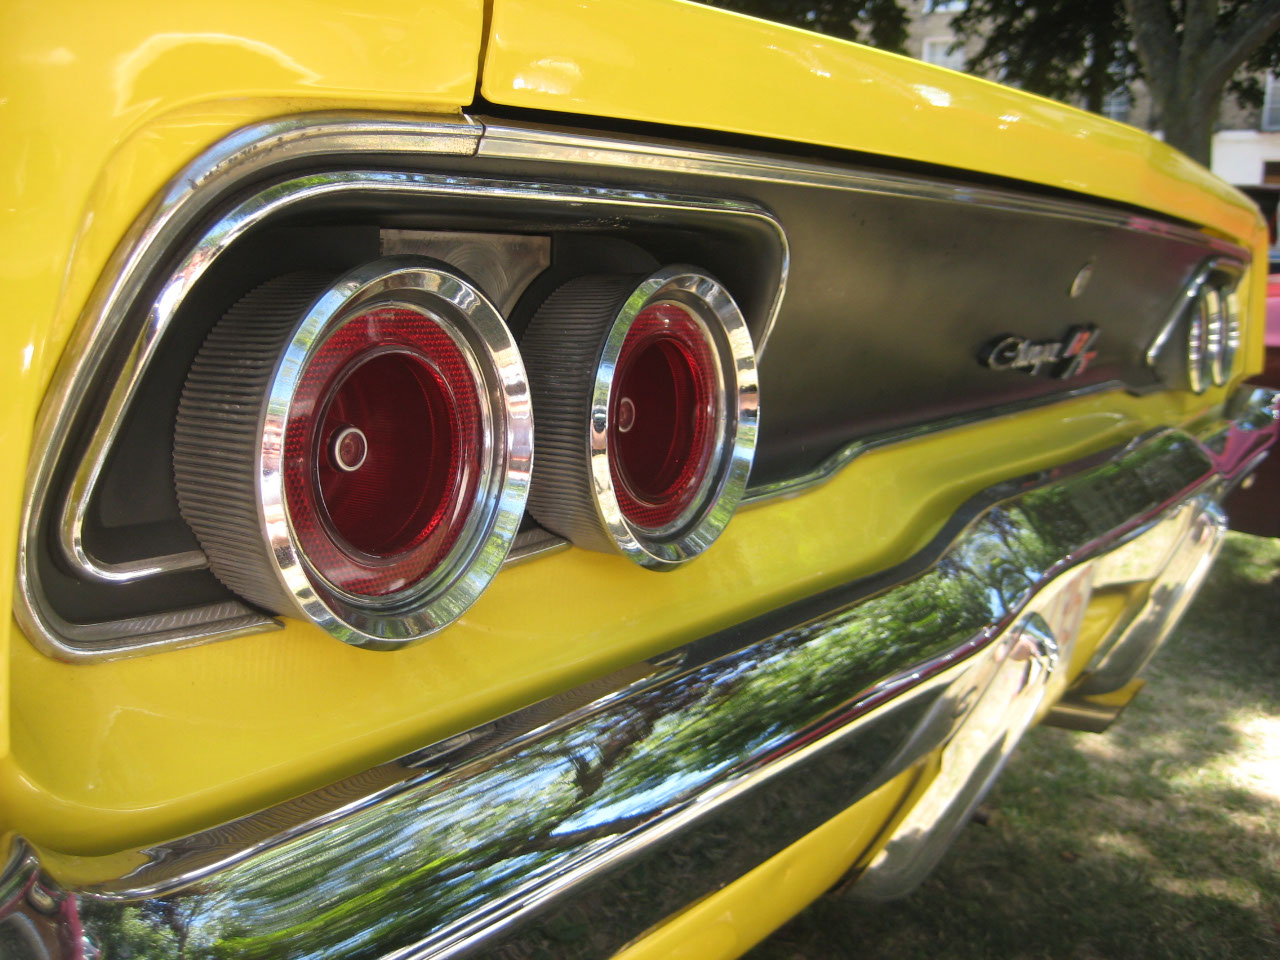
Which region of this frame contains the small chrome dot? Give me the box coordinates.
[616,396,636,433]
[331,425,368,472]
[1070,260,1095,299]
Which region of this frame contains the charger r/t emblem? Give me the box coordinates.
[978,325,1100,380]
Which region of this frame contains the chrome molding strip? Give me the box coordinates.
[24,599,281,662]
[478,122,1251,263]
[21,164,784,661]
[6,388,1275,960]
[15,111,1253,661]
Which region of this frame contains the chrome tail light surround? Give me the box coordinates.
[173,256,533,649]
[1147,258,1243,394]
[522,266,758,569]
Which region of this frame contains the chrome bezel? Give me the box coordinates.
[1146,257,1244,395]
[48,167,782,594]
[330,425,369,473]
[589,267,758,568]
[259,257,532,648]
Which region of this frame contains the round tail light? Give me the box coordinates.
[522,265,758,568]
[174,257,532,648]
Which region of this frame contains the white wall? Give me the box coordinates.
[1212,130,1280,185]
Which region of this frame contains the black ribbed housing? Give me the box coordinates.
[521,274,639,553]
[173,272,335,614]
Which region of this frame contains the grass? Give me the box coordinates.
[750,532,1280,960]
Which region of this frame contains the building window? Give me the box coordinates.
[922,37,966,73]
[925,0,965,11]
[1264,75,1280,131]
[1102,88,1131,124]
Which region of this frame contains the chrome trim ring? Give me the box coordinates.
[1204,285,1225,388]
[524,266,758,568]
[1214,282,1242,388]
[175,256,532,649]
[1188,288,1209,394]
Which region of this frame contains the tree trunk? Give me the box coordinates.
[1124,0,1280,168]
[1083,33,1110,114]
[1159,96,1217,166]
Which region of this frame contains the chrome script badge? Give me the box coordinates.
[978,325,1100,379]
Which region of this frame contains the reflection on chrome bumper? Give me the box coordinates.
[3,387,1276,960]
[851,496,1227,901]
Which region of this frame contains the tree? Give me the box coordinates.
[704,1,1280,167]
[704,0,910,53]
[954,0,1280,166]
[1125,0,1280,165]
[951,0,1138,114]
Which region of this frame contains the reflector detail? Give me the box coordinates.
[609,303,717,530]
[286,308,483,597]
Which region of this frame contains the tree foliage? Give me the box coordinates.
[1123,0,1280,163]
[953,0,1280,163]
[700,1,1280,166]
[704,0,910,52]
[950,0,1138,113]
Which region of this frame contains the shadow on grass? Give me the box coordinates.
[751,533,1280,960]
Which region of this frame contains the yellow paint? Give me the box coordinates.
[484,0,1263,248]
[614,768,923,960]
[0,0,1266,904]
[6,386,1223,858]
[1067,588,1138,683]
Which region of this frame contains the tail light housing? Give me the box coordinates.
[174,257,532,648]
[522,265,758,568]
[1148,259,1242,394]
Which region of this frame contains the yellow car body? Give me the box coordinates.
[1,2,1276,958]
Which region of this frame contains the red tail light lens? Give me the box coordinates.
[609,303,718,531]
[285,308,483,597]
[174,258,533,648]
[522,265,758,569]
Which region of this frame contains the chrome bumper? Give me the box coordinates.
[3,387,1276,960]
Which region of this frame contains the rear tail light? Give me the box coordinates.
[522,265,758,568]
[174,257,532,648]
